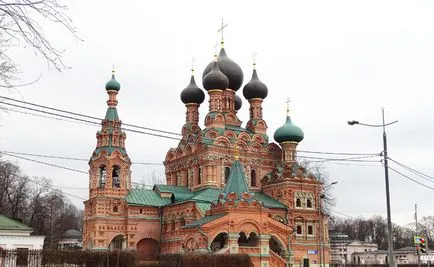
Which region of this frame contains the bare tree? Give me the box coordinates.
[0,0,77,87]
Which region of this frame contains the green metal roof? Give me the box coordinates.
[126,189,171,207]
[183,213,225,228]
[195,202,212,214]
[253,193,287,208]
[92,146,127,157]
[0,214,33,231]
[105,107,119,121]
[126,184,287,210]
[222,160,249,198]
[190,188,221,202]
[154,185,191,194]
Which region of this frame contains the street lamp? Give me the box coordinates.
[348,108,398,267]
[319,181,338,267]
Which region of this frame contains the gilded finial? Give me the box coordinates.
[112,64,116,76]
[213,42,219,61]
[191,57,195,75]
[252,52,258,70]
[286,98,291,116]
[234,144,240,160]
[218,18,228,48]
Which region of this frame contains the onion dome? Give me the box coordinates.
[274,116,304,143]
[243,68,268,100]
[202,61,229,91]
[203,48,244,91]
[180,74,205,104]
[234,94,242,111]
[105,72,120,91]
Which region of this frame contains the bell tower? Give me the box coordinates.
[83,71,131,250]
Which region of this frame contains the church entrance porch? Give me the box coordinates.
[108,234,126,250]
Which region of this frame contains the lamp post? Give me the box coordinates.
[319,181,338,267]
[348,108,398,267]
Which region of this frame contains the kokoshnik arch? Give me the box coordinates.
[83,40,330,267]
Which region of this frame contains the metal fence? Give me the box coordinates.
[0,249,83,267]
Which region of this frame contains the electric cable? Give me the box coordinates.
[388,157,434,182]
[388,166,434,191]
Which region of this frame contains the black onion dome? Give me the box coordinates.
[202,61,229,91]
[203,48,244,91]
[234,94,242,111]
[180,74,205,104]
[243,69,268,100]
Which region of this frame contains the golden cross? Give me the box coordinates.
[234,144,240,160]
[252,52,258,69]
[112,64,115,75]
[217,18,228,45]
[191,57,195,74]
[286,98,291,116]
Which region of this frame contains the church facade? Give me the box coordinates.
[83,42,330,267]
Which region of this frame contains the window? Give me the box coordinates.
[296,225,302,235]
[296,198,302,208]
[139,208,143,214]
[224,167,231,183]
[113,206,118,213]
[112,166,120,188]
[99,166,106,188]
[306,199,312,208]
[250,170,257,187]
[308,225,313,235]
[198,167,202,185]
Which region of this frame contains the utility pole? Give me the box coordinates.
[427,222,431,267]
[416,204,420,267]
[318,192,323,267]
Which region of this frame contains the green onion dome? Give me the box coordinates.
[235,94,242,111]
[203,48,244,91]
[243,68,268,100]
[105,73,120,91]
[274,116,304,143]
[203,61,229,91]
[180,74,205,104]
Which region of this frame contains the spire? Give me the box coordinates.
[222,159,249,199]
[286,98,291,117]
[218,18,227,48]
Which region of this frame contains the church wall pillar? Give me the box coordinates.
[260,234,270,267]
[228,233,239,254]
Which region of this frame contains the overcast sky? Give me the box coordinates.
[1,0,433,226]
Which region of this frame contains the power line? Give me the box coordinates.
[0,95,182,136]
[298,150,379,156]
[388,166,434,191]
[1,95,382,158]
[1,152,89,174]
[297,154,381,163]
[1,150,164,166]
[388,157,434,182]
[0,100,181,141]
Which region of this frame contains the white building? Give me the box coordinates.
[330,232,378,265]
[0,214,45,249]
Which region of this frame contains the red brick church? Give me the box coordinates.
[83,40,330,267]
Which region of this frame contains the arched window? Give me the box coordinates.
[112,166,120,188]
[250,170,257,187]
[224,167,231,183]
[296,198,302,208]
[113,206,118,213]
[307,199,312,208]
[99,166,106,188]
